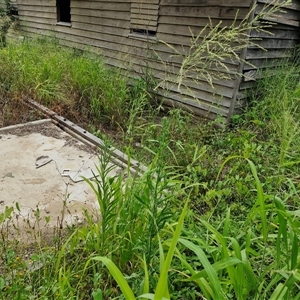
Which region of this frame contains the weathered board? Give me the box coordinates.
[231,0,300,117]
[11,0,300,122]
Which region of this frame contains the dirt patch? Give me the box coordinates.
[0,120,123,242]
[0,97,43,127]
[1,120,98,154]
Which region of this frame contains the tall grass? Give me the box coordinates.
[87,59,300,299]
[1,58,300,298]
[81,157,300,300]
[0,37,154,130]
[248,61,300,168]
[1,3,300,299]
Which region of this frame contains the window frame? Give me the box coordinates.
[56,0,71,25]
[129,0,160,39]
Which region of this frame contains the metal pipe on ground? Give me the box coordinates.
[22,98,148,176]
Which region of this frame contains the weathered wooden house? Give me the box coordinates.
[2,0,300,123]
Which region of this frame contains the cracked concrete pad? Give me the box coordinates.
[0,120,123,230]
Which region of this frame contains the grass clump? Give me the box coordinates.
[0,37,155,131]
[1,58,300,299]
[1,9,300,299]
[0,0,18,47]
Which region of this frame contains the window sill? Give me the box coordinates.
[56,22,72,27]
[128,33,158,42]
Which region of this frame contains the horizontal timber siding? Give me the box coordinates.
[156,0,253,118]
[235,0,300,114]
[14,0,300,121]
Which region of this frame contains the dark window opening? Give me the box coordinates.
[130,1,159,39]
[130,28,156,37]
[11,8,18,16]
[5,1,18,16]
[57,0,71,23]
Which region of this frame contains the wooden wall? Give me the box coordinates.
[13,0,300,121]
[153,0,252,120]
[233,0,300,117]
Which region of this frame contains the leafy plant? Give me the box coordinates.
[85,200,189,300]
[1,2,300,299]
[83,145,125,257]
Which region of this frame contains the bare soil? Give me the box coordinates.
[0,120,123,245]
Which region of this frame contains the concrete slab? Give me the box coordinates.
[0,120,123,231]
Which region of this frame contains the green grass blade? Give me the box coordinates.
[270,283,288,300]
[293,270,300,281]
[186,257,241,281]
[138,294,169,300]
[263,274,284,299]
[246,159,267,243]
[230,238,244,299]
[293,291,300,300]
[92,256,136,300]
[240,249,258,293]
[291,234,298,270]
[174,247,213,299]
[200,220,237,292]
[92,289,103,300]
[179,238,226,300]
[142,254,149,296]
[0,206,13,224]
[154,200,189,300]
[55,230,78,274]
[138,293,154,299]
[158,234,165,274]
[274,197,288,268]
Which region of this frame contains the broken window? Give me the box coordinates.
[130,0,159,37]
[8,0,18,16]
[57,0,71,23]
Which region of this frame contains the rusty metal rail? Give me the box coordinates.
[23,98,148,175]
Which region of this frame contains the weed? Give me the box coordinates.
[85,200,189,300]
[0,2,300,299]
[0,0,18,47]
[0,38,138,129]
[97,158,300,300]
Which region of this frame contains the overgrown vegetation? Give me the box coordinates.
[1,0,300,298]
[0,37,153,130]
[1,39,300,298]
[0,0,18,47]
